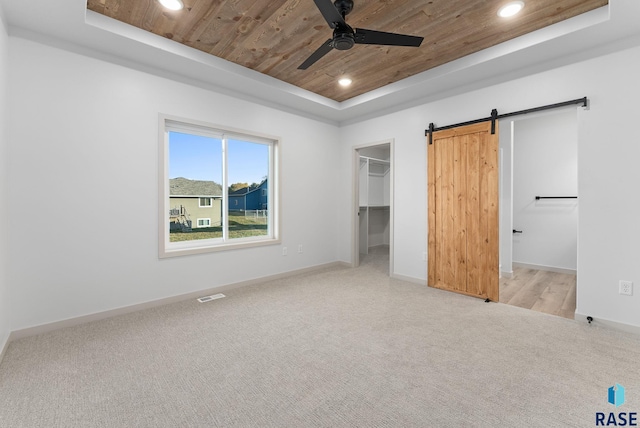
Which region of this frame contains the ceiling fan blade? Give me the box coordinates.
[298,39,334,70]
[354,28,424,47]
[313,0,347,29]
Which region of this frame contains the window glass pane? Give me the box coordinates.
[168,131,223,242]
[227,139,269,239]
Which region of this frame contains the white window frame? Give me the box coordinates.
[199,197,213,208]
[159,114,280,258]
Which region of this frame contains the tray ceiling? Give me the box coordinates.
[86,0,608,102]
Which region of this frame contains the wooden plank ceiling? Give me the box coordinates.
[87,0,608,102]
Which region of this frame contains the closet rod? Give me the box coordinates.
[535,196,578,200]
[360,155,390,164]
[425,97,588,144]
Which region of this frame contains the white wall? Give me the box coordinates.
[512,111,578,271]
[0,4,10,352]
[7,37,340,331]
[338,42,640,329]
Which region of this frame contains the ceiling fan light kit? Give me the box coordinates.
[298,0,424,70]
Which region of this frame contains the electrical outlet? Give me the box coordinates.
[282,247,288,256]
[298,244,303,254]
[619,280,633,296]
[422,252,427,261]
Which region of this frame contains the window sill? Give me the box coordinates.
[159,236,281,259]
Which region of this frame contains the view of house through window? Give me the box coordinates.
[168,131,223,242]
[227,139,269,238]
[162,118,277,256]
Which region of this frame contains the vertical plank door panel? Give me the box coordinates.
[485,123,500,301]
[453,134,468,292]
[442,137,456,290]
[466,132,481,296]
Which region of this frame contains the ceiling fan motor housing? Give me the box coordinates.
[333,29,355,50]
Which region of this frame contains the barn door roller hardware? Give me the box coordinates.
[426,97,588,145]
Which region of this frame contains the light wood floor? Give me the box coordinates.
[500,267,576,319]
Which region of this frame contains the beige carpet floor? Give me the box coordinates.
[1,252,639,427]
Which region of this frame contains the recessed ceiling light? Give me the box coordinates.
[338,77,352,87]
[158,0,184,11]
[498,1,524,18]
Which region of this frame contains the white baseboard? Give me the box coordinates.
[512,262,576,275]
[501,271,514,279]
[575,311,640,336]
[0,331,10,366]
[10,261,349,341]
[391,272,426,285]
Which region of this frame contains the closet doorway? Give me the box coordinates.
[499,109,578,319]
[352,141,393,275]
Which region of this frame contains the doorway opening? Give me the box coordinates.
[499,109,578,319]
[353,141,393,275]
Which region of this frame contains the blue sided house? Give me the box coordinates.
[228,179,268,212]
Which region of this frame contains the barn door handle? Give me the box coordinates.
[513,229,523,234]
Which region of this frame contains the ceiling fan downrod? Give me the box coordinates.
[334,0,354,18]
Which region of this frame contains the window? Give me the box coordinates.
[159,115,279,258]
[199,197,212,207]
[197,218,211,227]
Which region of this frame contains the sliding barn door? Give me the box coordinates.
[427,122,499,301]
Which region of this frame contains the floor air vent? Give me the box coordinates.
[197,293,225,303]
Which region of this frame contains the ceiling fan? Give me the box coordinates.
[298,0,424,70]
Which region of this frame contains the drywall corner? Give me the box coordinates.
[0,0,12,365]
